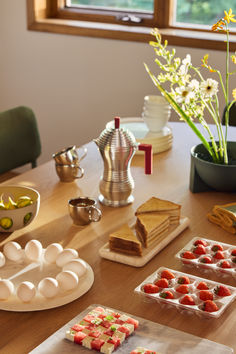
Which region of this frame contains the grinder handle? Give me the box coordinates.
[138,143,153,175]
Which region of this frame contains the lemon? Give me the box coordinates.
[24,212,32,225]
[0,217,13,230]
[17,196,33,208]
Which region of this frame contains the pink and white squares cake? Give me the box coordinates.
[65,306,139,353]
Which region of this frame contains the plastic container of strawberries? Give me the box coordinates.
[134,267,236,318]
[175,237,236,279]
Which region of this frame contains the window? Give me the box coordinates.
[27,0,236,50]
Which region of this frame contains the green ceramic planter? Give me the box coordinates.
[190,142,236,193]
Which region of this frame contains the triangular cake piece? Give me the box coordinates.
[135,214,170,248]
[135,197,181,225]
[109,224,142,256]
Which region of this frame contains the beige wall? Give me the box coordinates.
[0,1,231,165]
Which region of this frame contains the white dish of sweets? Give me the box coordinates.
[0,240,94,311]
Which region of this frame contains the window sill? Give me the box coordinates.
[28,18,236,51]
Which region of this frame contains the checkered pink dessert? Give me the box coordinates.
[65,306,139,353]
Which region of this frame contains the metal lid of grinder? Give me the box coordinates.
[95,116,137,152]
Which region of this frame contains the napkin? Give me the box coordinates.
[207,202,236,234]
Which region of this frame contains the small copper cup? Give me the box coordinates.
[55,164,84,182]
[68,197,102,226]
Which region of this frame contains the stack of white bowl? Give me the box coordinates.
[142,95,171,133]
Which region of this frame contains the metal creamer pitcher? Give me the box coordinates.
[94,117,152,207]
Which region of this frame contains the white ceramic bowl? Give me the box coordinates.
[142,111,171,132]
[144,95,169,107]
[0,186,40,232]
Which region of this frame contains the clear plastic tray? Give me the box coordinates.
[134,267,236,318]
[175,237,236,279]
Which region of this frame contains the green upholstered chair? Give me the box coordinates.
[0,106,41,175]
[222,102,236,126]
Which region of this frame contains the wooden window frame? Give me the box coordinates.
[27,0,236,51]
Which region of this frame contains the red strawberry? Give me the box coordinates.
[154,278,169,288]
[200,256,213,264]
[160,269,175,279]
[211,244,223,252]
[159,290,174,299]
[194,239,208,247]
[176,284,189,294]
[193,244,206,255]
[180,295,195,305]
[177,276,190,284]
[214,285,231,297]
[181,251,196,259]
[203,300,219,312]
[232,257,236,264]
[143,283,159,294]
[199,290,213,301]
[213,251,225,260]
[219,260,232,268]
[197,281,209,290]
[231,249,236,256]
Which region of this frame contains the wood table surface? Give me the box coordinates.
[0,122,235,354]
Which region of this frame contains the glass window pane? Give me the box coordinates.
[66,0,154,12]
[174,0,236,28]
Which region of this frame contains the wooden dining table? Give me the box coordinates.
[0,122,235,354]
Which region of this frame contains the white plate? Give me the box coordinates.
[106,117,172,140]
[99,217,190,267]
[106,117,173,154]
[0,251,94,312]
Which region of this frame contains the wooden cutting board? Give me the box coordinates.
[99,216,190,267]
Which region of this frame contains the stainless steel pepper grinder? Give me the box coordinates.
[94,117,152,207]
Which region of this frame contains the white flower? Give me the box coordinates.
[182,54,192,66]
[175,86,195,104]
[200,78,219,97]
[189,79,200,91]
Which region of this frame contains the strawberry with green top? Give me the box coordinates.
[181,251,196,259]
[154,278,169,288]
[203,300,219,312]
[180,295,195,305]
[219,260,232,268]
[176,284,189,294]
[159,290,174,299]
[199,290,213,301]
[194,239,208,247]
[200,256,213,264]
[214,285,231,297]
[211,244,223,252]
[213,250,225,260]
[143,283,159,294]
[177,276,190,284]
[193,244,206,255]
[197,281,209,290]
[160,269,175,279]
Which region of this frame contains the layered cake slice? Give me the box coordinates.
[135,214,170,248]
[65,306,139,353]
[109,224,142,256]
[135,197,181,225]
